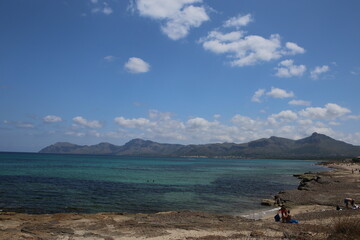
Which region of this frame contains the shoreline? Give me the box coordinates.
[1,161,360,239]
[239,160,333,220]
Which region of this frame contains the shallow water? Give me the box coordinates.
[0,152,328,214]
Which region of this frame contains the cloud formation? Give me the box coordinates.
[22,103,358,146]
[268,110,298,123]
[223,14,253,28]
[284,42,305,55]
[288,99,311,106]
[91,1,113,15]
[275,59,306,78]
[299,103,351,120]
[108,104,355,144]
[73,116,102,128]
[266,87,294,99]
[199,14,305,67]
[251,89,266,102]
[104,55,116,62]
[43,115,62,123]
[134,0,209,40]
[124,57,150,73]
[201,32,283,66]
[252,87,294,102]
[3,120,35,129]
[114,117,154,128]
[310,65,329,79]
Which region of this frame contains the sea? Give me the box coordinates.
[0,152,329,215]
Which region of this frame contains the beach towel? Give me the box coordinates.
[287,219,299,224]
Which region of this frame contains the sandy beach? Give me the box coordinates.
[1,161,360,240]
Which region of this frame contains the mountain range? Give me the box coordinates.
[39,133,360,159]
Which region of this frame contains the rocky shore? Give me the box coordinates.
[1,162,360,240]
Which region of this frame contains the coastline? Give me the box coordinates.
[1,161,360,239]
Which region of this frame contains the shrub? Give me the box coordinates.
[328,217,360,240]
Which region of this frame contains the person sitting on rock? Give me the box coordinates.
[286,210,298,223]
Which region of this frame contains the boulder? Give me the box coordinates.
[261,199,274,206]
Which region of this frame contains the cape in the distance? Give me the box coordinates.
[39,133,360,160]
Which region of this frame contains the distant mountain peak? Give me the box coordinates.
[310,132,326,137]
[53,142,79,146]
[299,132,334,143]
[125,138,153,146]
[97,142,116,146]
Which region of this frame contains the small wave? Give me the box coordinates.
[239,207,280,220]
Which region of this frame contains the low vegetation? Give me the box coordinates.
[327,217,360,240]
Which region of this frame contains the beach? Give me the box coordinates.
[1,161,360,240]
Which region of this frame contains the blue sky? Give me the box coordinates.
[1,0,360,152]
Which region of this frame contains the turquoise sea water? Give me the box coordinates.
[0,153,328,214]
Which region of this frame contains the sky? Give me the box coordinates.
[1,0,360,152]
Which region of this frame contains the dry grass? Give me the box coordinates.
[327,216,360,240]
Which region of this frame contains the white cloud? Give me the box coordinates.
[266,87,294,99]
[73,116,102,128]
[91,1,113,15]
[205,31,244,43]
[3,120,35,129]
[231,114,258,130]
[161,5,209,40]
[346,115,360,120]
[288,99,311,106]
[115,111,186,141]
[223,14,253,28]
[135,0,209,40]
[299,103,351,120]
[350,67,360,76]
[124,57,150,73]
[251,89,266,102]
[200,15,305,67]
[252,87,296,102]
[45,105,358,145]
[65,131,86,137]
[104,55,116,62]
[187,117,217,129]
[136,0,202,18]
[103,5,113,15]
[310,65,330,80]
[298,119,313,125]
[269,110,298,122]
[43,115,62,123]
[201,32,283,66]
[92,7,113,15]
[284,42,305,55]
[275,59,306,78]
[329,121,341,126]
[114,116,154,128]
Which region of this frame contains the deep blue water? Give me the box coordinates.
[0,153,328,214]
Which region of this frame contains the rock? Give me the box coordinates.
[261,199,274,206]
[250,230,264,237]
[295,173,318,182]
